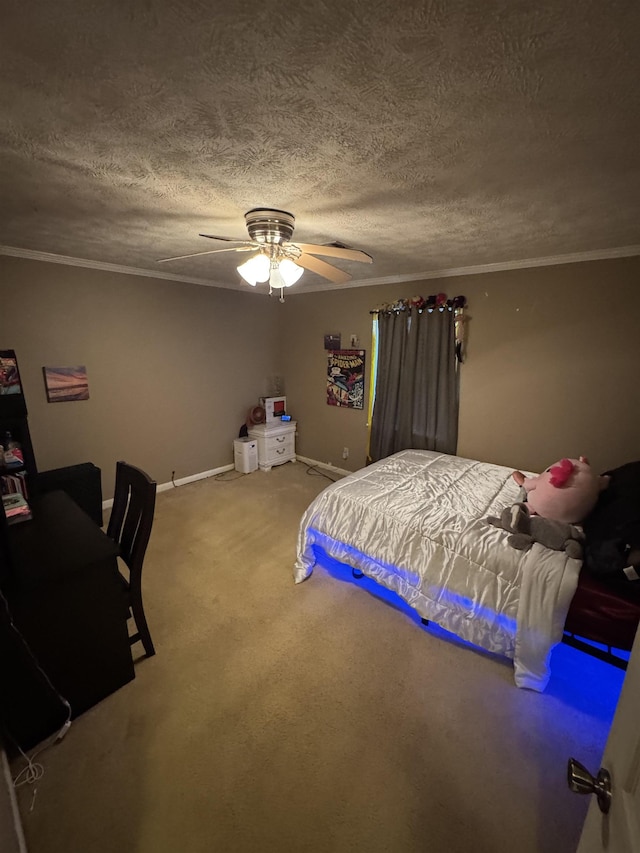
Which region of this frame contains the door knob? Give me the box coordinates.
[567,758,612,814]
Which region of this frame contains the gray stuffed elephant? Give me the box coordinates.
[487,502,584,559]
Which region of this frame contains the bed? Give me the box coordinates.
[294,450,640,691]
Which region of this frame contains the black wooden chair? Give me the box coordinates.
[107,461,157,658]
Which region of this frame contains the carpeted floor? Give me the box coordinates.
[13,461,625,853]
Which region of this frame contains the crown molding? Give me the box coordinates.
[0,245,238,290]
[294,244,640,292]
[2,242,639,293]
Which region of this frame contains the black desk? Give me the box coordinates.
[1,491,135,749]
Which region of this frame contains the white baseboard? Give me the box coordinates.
[295,455,352,477]
[101,463,235,511]
[100,458,349,511]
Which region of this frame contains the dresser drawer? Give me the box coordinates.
[263,432,295,462]
[247,421,297,470]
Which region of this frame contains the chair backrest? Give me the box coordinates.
[107,461,157,587]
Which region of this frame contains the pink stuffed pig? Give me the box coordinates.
[513,457,609,525]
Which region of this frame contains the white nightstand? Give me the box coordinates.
[247,421,297,471]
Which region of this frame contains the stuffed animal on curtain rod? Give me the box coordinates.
[487,503,584,559]
[511,456,609,525]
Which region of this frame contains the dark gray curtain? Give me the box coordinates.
[369,307,459,462]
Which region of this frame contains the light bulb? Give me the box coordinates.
[269,263,286,291]
[237,253,270,285]
[278,258,304,286]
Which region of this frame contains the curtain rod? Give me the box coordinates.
[370,294,466,315]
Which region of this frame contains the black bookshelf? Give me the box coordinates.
[0,350,38,582]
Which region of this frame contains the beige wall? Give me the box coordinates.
[280,255,640,475]
[0,256,281,497]
[457,256,640,474]
[2,253,639,500]
[278,287,376,470]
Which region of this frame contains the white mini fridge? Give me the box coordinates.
[233,437,258,474]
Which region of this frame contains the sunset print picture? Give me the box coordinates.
[43,366,90,402]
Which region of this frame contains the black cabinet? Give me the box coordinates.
[1,492,135,751]
[0,590,70,752]
[38,462,103,527]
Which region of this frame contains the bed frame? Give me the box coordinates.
[561,570,640,669]
[351,566,639,672]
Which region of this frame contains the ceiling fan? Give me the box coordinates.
[158,208,373,300]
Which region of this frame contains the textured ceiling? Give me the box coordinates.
[1,0,639,293]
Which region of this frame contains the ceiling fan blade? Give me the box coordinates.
[198,233,247,242]
[295,253,352,284]
[294,243,373,264]
[157,246,255,263]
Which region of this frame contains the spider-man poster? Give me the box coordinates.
[327,350,365,409]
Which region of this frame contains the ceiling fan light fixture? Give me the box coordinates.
[237,252,270,285]
[278,258,304,286]
[245,208,295,244]
[160,208,372,299]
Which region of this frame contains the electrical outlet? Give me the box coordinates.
[342,447,349,459]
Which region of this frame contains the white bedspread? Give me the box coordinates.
[294,450,581,691]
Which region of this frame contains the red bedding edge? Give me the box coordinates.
[565,571,640,651]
